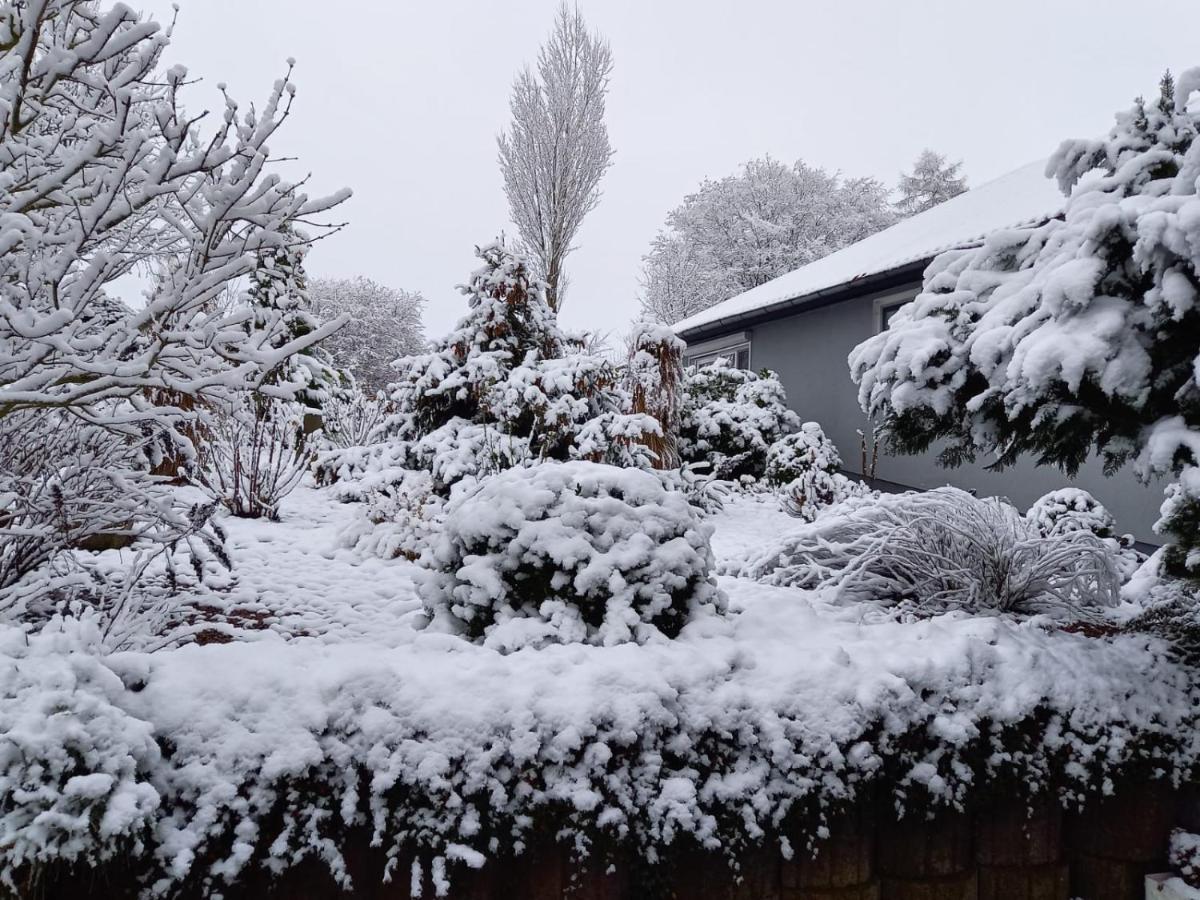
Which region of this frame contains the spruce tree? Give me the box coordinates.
[851,69,1200,577]
[895,150,967,216]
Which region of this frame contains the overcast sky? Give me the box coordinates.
[139,0,1200,340]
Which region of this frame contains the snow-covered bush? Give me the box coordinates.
[0,411,228,629]
[194,397,313,520]
[678,360,800,481]
[763,423,842,486]
[419,461,726,649]
[339,469,443,562]
[779,469,871,523]
[1026,488,1117,539]
[1126,579,1200,668]
[0,616,160,890]
[745,487,1121,616]
[849,69,1200,578]
[317,388,389,451]
[1171,830,1200,888]
[329,241,658,510]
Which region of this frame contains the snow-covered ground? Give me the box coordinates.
[5,483,1195,894]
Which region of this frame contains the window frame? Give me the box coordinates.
[872,289,918,333]
[682,331,753,370]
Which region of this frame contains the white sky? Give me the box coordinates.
[140,0,1200,340]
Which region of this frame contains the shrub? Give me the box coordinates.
[678,361,799,481]
[1171,830,1200,889]
[744,487,1121,616]
[763,423,842,486]
[779,469,871,523]
[0,616,160,890]
[1025,488,1116,539]
[316,388,388,451]
[193,397,312,520]
[418,461,725,650]
[338,469,443,562]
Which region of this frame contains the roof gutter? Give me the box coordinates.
[675,258,930,345]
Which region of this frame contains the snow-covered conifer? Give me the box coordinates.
[895,149,967,216]
[365,240,658,494]
[678,361,800,480]
[625,322,686,468]
[850,69,1200,578]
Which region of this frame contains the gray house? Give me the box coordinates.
[671,160,1165,544]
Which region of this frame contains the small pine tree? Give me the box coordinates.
[374,239,660,492]
[896,150,968,216]
[245,231,341,409]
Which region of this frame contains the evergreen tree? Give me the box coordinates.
[376,240,659,492]
[244,232,341,409]
[895,149,967,216]
[851,69,1200,577]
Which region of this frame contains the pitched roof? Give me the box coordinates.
[671,158,1064,337]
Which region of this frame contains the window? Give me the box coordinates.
[879,302,906,331]
[686,342,751,370]
[873,291,917,333]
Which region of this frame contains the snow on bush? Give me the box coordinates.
[0,616,160,890]
[625,321,686,469]
[418,461,726,649]
[761,423,869,521]
[1026,488,1117,539]
[744,487,1121,616]
[1172,829,1200,888]
[848,69,1200,578]
[316,387,388,451]
[339,469,443,562]
[678,360,800,481]
[325,241,658,508]
[763,423,843,486]
[194,396,313,520]
[779,469,871,523]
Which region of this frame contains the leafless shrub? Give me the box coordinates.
[318,389,389,450]
[194,397,313,520]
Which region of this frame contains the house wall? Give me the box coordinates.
[705,285,1166,545]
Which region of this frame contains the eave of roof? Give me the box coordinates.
[671,158,1064,342]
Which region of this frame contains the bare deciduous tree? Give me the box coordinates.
[497,3,614,311]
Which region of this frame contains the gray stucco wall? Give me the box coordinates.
[703,285,1166,544]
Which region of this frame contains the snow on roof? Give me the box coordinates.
[672,158,1064,336]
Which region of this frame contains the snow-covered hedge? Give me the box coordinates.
[678,361,799,481]
[0,617,160,890]
[418,461,726,649]
[744,487,1122,616]
[5,596,1198,896]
